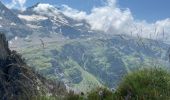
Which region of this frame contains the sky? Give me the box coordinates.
[118,0,170,22]
[1,0,170,22]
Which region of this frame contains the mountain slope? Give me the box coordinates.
[18,34,170,92]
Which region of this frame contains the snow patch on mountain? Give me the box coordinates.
[10,22,16,26]
[26,24,42,29]
[74,23,84,27]
[18,14,48,21]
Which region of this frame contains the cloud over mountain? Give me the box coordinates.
[61,0,170,41]
[4,0,170,41]
[6,0,26,11]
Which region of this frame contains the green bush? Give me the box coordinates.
[113,68,170,100]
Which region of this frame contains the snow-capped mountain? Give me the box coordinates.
[17,3,94,39]
[0,2,95,40]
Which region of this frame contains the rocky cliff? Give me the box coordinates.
[0,33,66,100]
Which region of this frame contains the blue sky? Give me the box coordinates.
[1,0,170,22]
[118,0,170,22]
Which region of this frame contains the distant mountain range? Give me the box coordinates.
[0,2,170,92]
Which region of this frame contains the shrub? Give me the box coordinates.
[113,68,170,100]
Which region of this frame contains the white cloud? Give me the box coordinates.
[86,4,133,33]
[18,0,26,10]
[61,0,133,34]
[6,0,26,11]
[61,0,170,41]
[62,5,87,21]
[33,3,60,16]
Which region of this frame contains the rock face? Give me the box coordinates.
[0,33,67,100]
[0,33,10,61]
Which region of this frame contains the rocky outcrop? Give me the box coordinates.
[0,33,66,100]
[0,33,10,61]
